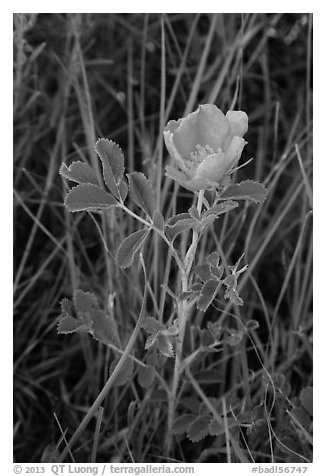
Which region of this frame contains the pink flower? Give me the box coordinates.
[163,104,248,191]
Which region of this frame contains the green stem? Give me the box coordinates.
[165,190,204,454]
[119,202,185,272]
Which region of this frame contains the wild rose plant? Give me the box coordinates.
[57,104,267,459]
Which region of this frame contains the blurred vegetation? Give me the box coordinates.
[13,13,312,463]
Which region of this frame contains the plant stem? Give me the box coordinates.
[165,190,204,454]
[119,202,185,272]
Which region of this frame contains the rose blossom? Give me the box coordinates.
[163,104,248,191]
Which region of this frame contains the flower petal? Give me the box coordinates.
[226,111,248,138]
[195,152,230,183]
[172,110,202,159]
[165,165,210,191]
[182,176,212,191]
[164,118,183,134]
[172,104,230,159]
[165,165,190,183]
[224,137,247,169]
[163,129,188,172]
[196,105,230,151]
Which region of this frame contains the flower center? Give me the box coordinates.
[183,144,219,175]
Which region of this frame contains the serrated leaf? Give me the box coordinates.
[165,214,197,242]
[127,172,155,218]
[157,334,174,358]
[224,287,243,306]
[57,316,89,334]
[91,310,117,346]
[200,279,219,296]
[204,200,239,217]
[194,263,212,282]
[196,279,221,312]
[165,320,179,336]
[71,290,97,327]
[179,284,202,301]
[207,321,222,340]
[207,252,220,268]
[141,316,165,334]
[59,161,99,186]
[167,212,190,226]
[187,414,211,442]
[188,205,200,220]
[191,283,203,292]
[65,184,118,212]
[197,214,216,234]
[221,180,267,204]
[200,329,216,347]
[299,386,313,417]
[146,350,158,367]
[95,139,125,199]
[179,290,194,301]
[138,365,155,389]
[153,211,165,231]
[118,178,128,202]
[116,228,150,268]
[180,397,201,413]
[58,292,98,335]
[73,290,99,316]
[173,415,195,435]
[224,328,244,346]
[246,319,259,331]
[223,274,244,306]
[209,418,238,436]
[60,298,74,318]
[199,397,220,415]
[109,356,134,387]
[145,333,159,350]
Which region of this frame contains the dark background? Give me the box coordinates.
[13,13,312,463]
